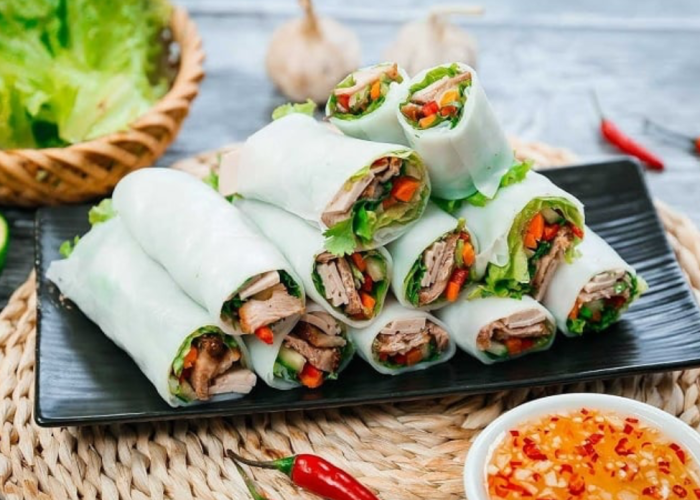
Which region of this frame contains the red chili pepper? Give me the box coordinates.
[227,450,379,500]
[592,92,664,171]
[645,118,700,156]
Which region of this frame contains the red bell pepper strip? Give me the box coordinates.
[227,450,379,500]
[593,92,664,171]
[254,326,274,345]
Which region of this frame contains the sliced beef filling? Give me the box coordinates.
[333,63,401,114]
[239,283,304,334]
[183,334,254,401]
[578,269,630,304]
[476,309,553,355]
[568,270,633,330]
[282,311,347,376]
[316,253,363,315]
[531,226,575,301]
[419,234,459,305]
[373,318,449,367]
[401,69,472,127]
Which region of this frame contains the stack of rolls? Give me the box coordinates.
[46,61,646,409]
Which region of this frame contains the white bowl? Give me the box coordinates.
[464,393,700,500]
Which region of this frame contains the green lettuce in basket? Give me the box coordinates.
[0,0,172,149]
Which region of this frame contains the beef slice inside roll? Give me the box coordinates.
[224,271,305,340]
[314,250,389,321]
[328,63,404,118]
[373,317,450,369]
[477,308,555,361]
[173,329,255,402]
[400,63,472,130]
[320,152,428,251]
[567,270,643,335]
[407,229,476,307]
[274,310,355,389]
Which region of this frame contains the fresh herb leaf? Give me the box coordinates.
[323,217,357,256]
[59,235,80,258]
[88,199,116,226]
[311,266,327,297]
[203,171,219,191]
[279,270,302,298]
[404,257,427,306]
[272,99,316,120]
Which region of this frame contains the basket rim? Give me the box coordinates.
[1,6,205,157]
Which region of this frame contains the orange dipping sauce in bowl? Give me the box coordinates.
[486,408,700,500]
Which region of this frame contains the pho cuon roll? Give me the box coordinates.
[458,170,585,300]
[348,299,455,375]
[437,295,556,365]
[245,302,355,390]
[219,113,430,255]
[543,228,647,336]
[47,218,256,407]
[326,62,410,145]
[397,62,514,200]
[388,202,478,311]
[237,199,393,328]
[112,169,305,342]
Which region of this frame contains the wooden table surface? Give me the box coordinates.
[1,0,699,307]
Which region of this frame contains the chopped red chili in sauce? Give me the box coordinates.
[486,408,700,500]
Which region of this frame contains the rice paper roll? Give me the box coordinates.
[543,229,646,337]
[437,295,555,365]
[397,62,514,200]
[46,218,256,407]
[113,169,305,339]
[244,302,355,390]
[237,199,393,328]
[388,203,478,311]
[219,113,430,255]
[348,299,455,375]
[326,62,410,145]
[457,171,585,300]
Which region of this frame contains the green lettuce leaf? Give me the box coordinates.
[59,235,80,258]
[272,99,316,120]
[279,270,302,298]
[475,197,584,298]
[88,199,116,226]
[0,0,171,148]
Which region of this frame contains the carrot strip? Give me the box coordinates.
[350,253,366,272]
[370,80,381,100]
[183,346,198,369]
[360,292,376,311]
[419,114,437,128]
[524,233,538,249]
[254,326,274,345]
[528,213,545,241]
[445,282,461,302]
[462,242,476,267]
[390,177,421,202]
[299,364,324,389]
[406,348,423,366]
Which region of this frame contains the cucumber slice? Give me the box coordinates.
[485,341,508,357]
[365,255,385,282]
[541,207,560,224]
[0,213,8,274]
[278,346,306,373]
[455,239,464,268]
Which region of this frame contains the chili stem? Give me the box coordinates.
[234,461,274,500]
[644,118,696,143]
[228,450,280,470]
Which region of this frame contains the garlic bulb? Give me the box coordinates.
[266,0,361,103]
[383,5,482,77]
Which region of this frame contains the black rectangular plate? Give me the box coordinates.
[35,160,700,427]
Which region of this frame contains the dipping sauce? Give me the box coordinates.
[486,408,700,499]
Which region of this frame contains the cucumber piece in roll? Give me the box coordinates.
[543,228,647,336]
[326,62,410,145]
[113,169,305,341]
[47,218,256,407]
[437,295,556,365]
[245,303,355,390]
[388,203,478,310]
[458,171,585,300]
[237,199,393,328]
[219,114,430,255]
[348,299,455,375]
[397,62,514,200]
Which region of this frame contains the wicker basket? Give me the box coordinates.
[0,7,205,208]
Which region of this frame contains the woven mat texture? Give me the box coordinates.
[3,141,700,500]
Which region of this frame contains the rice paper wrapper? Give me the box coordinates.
[543,229,637,336]
[397,63,514,200]
[388,202,477,311]
[437,295,555,365]
[327,64,410,145]
[112,169,304,335]
[456,171,585,278]
[220,113,429,248]
[237,199,393,328]
[244,302,353,390]
[348,299,456,375]
[46,218,253,407]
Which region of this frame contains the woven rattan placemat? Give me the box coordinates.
[3,140,700,500]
